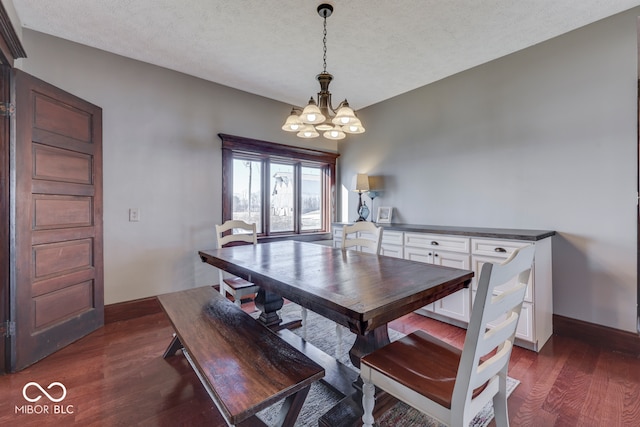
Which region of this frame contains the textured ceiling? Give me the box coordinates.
[10,0,640,110]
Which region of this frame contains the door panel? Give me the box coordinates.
[10,69,103,372]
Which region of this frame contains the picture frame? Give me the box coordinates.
[376,206,393,224]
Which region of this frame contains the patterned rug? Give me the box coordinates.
[256,304,519,426]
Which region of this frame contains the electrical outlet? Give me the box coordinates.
[129,208,140,222]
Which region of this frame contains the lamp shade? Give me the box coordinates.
[324,125,346,140]
[342,117,365,134]
[352,173,370,192]
[301,98,326,124]
[282,110,305,132]
[332,101,358,125]
[297,125,319,138]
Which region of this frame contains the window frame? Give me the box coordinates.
[220,134,339,241]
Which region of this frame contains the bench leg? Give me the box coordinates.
[162,335,183,358]
[275,385,311,427]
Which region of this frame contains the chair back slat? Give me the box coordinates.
[471,341,513,390]
[476,285,527,355]
[341,222,382,254]
[215,220,257,248]
[477,310,520,357]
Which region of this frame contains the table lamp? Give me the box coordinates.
[352,173,370,221]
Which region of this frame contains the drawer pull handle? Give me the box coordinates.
[434,253,439,257]
[431,241,439,246]
[494,247,507,253]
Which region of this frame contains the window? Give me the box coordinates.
[220,134,338,238]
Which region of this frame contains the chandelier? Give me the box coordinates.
[282,3,365,140]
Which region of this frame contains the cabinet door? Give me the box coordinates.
[404,246,434,264]
[403,246,435,310]
[380,244,403,258]
[332,226,343,248]
[380,231,403,258]
[432,251,471,322]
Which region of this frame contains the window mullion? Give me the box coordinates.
[263,159,270,236]
[294,163,301,234]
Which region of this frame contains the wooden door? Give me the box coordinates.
[9,69,103,372]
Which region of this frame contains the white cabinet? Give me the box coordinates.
[331,224,553,351]
[404,233,471,323]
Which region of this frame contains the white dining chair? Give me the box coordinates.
[215,220,260,307]
[340,221,383,254]
[301,222,383,356]
[360,244,535,427]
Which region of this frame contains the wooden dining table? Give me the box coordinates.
[199,240,473,426]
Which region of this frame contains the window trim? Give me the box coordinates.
[220,134,339,240]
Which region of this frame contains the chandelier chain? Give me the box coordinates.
[322,15,327,73]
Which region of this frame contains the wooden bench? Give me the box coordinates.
[158,286,325,427]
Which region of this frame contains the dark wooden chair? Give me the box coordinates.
[360,245,535,427]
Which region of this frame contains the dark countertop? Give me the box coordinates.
[332,223,555,241]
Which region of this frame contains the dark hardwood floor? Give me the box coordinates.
[1,300,639,426]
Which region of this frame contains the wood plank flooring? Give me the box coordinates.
[1,302,639,426]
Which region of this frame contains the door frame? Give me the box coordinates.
[0,2,26,375]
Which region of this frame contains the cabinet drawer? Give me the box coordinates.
[471,238,530,258]
[404,233,470,253]
[382,230,403,246]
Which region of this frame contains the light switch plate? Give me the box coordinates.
[129,208,140,222]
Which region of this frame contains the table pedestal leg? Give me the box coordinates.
[254,289,283,328]
[349,325,390,368]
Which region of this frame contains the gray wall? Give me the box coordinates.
[16,29,338,305]
[342,8,639,332]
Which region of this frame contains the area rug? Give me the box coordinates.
[255,304,519,426]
